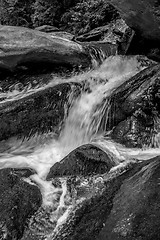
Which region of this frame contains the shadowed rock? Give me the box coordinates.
[23,156,160,240]
[46,144,115,179]
[98,63,160,148]
[97,157,160,240]
[107,0,160,42]
[0,168,42,240]
[76,19,130,43]
[76,19,134,55]
[59,157,160,240]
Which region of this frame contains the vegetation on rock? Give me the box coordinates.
[0,0,119,34]
[61,0,119,34]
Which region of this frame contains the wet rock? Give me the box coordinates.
[0,168,42,240]
[76,19,129,43]
[111,113,155,148]
[82,41,117,63]
[35,25,59,33]
[97,156,160,240]
[46,144,115,179]
[26,156,160,240]
[103,63,160,147]
[0,25,91,72]
[0,82,81,141]
[76,19,134,55]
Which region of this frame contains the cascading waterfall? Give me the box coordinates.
[0,54,160,235]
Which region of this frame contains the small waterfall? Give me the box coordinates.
[0,55,160,236]
[58,55,150,153]
[0,55,155,169]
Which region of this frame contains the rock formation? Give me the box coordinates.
[0,82,81,141]
[0,25,91,72]
[0,10,159,239]
[47,144,115,179]
[22,155,160,240]
[109,64,160,148]
[0,168,42,239]
[76,18,135,55]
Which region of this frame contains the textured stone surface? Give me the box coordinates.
[76,19,129,43]
[0,82,81,141]
[97,157,160,240]
[0,168,42,240]
[76,19,134,55]
[24,156,160,240]
[47,144,115,179]
[102,63,160,148]
[0,25,91,72]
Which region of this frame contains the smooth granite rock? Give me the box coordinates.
[0,25,91,72]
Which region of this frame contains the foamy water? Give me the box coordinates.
[0,55,159,235]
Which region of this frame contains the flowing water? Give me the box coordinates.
[0,55,160,235]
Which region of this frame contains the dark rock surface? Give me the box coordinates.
[0,82,81,141]
[60,157,160,240]
[76,19,129,43]
[24,156,160,240]
[46,144,115,179]
[101,63,160,147]
[76,19,134,55]
[35,25,59,33]
[107,0,160,42]
[0,25,91,72]
[0,168,42,240]
[104,0,160,61]
[97,157,160,240]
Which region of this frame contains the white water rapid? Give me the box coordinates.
[0,55,160,233]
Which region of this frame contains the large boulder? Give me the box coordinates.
[107,0,160,42]
[22,156,160,240]
[76,19,130,43]
[98,63,160,148]
[46,144,115,179]
[0,25,91,72]
[0,82,81,142]
[0,168,42,240]
[97,157,160,240]
[76,19,135,55]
